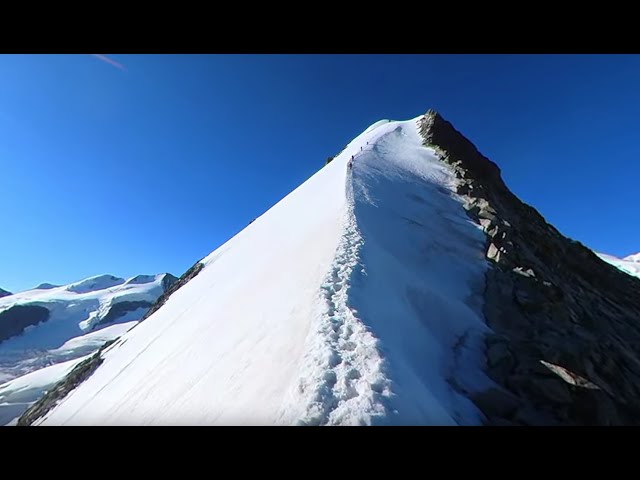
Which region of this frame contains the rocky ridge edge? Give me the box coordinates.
[419,109,640,425]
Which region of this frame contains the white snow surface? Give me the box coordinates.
[37,116,493,426]
[0,273,171,425]
[0,273,170,356]
[597,252,640,279]
[623,252,640,263]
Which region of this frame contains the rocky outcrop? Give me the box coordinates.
[419,109,640,425]
[140,262,204,322]
[0,288,11,299]
[0,305,50,343]
[17,339,117,426]
[161,273,179,291]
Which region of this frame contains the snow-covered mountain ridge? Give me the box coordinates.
[18,110,640,426]
[596,253,640,280]
[0,272,177,425]
[23,115,493,426]
[624,252,640,263]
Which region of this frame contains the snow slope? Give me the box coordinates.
[36,116,492,426]
[0,273,174,424]
[597,252,640,280]
[624,252,640,263]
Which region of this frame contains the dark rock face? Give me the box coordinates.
[161,273,179,291]
[93,301,154,330]
[0,305,50,343]
[17,339,117,426]
[419,109,640,426]
[0,288,11,299]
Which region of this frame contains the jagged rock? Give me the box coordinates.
[161,273,179,291]
[420,110,504,185]
[0,288,12,298]
[140,262,204,322]
[513,267,535,278]
[419,109,640,426]
[540,360,599,390]
[487,243,502,262]
[479,218,494,231]
[457,183,473,196]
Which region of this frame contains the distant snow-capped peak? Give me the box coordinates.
[596,252,640,280]
[0,271,177,425]
[623,252,640,263]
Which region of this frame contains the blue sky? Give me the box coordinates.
[1,54,639,292]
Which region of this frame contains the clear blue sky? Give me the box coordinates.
[1,54,639,292]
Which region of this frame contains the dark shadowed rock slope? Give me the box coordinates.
[420,109,640,426]
[0,288,11,299]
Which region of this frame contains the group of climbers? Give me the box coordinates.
[348,142,369,170]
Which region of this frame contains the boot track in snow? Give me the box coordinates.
[296,159,392,426]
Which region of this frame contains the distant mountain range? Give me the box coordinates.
[0,272,176,425]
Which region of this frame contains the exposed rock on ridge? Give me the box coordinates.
[16,339,118,426]
[419,109,640,425]
[140,264,202,322]
[17,263,204,425]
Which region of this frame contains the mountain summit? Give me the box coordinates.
[21,111,640,426]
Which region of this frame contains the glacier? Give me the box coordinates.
[0,273,174,425]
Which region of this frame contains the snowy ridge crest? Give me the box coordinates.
[32,115,492,426]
